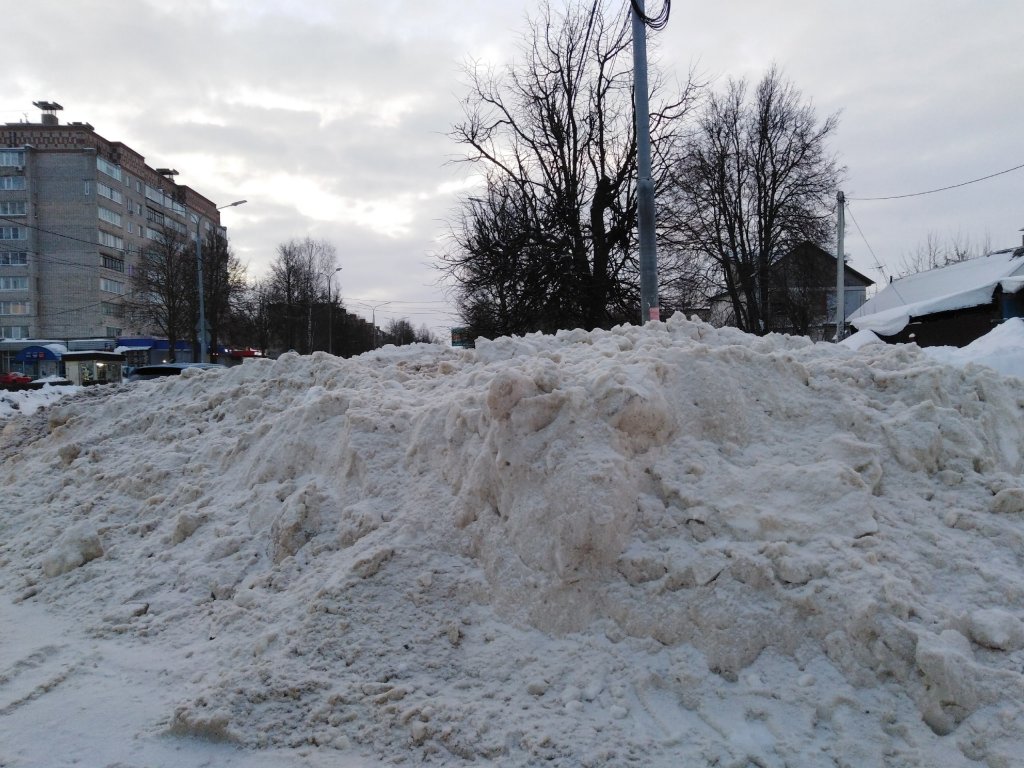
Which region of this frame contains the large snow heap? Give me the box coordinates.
[2,315,1024,766]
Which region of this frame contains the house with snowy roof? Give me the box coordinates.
[707,242,873,341]
[848,245,1024,347]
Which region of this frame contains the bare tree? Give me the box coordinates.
[668,65,842,334]
[266,237,338,353]
[441,0,698,338]
[415,324,439,344]
[897,229,992,277]
[229,278,274,355]
[201,230,247,360]
[126,226,193,362]
[384,318,418,346]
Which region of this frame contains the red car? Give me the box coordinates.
[0,371,32,385]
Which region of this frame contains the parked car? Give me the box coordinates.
[126,363,226,382]
[0,371,32,385]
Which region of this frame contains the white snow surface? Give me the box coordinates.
[921,317,1024,381]
[3,316,1024,767]
[0,382,80,420]
[849,248,1024,335]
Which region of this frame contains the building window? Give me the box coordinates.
[0,150,25,167]
[105,326,123,338]
[101,254,125,272]
[0,300,31,315]
[1,325,30,339]
[97,182,124,205]
[97,156,123,182]
[98,206,122,227]
[0,176,26,190]
[102,301,124,318]
[0,276,28,291]
[98,230,125,251]
[0,252,28,266]
[0,226,26,240]
[145,227,162,241]
[100,278,125,295]
[0,201,27,216]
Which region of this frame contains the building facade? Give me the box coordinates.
[0,102,221,343]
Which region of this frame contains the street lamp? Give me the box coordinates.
[194,199,246,363]
[360,301,391,348]
[328,266,342,355]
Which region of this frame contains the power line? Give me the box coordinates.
[846,202,907,305]
[630,0,670,30]
[845,203,886,281]
[848,162,1024,202]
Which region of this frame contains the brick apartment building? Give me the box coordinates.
[0,101,221,345]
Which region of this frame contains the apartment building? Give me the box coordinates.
[0,101,221,342]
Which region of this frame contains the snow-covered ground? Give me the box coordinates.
[2,316,1024,767]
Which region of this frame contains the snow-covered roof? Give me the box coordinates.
[849,248,1024,335]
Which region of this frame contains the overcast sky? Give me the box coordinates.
[9,0,1023,338]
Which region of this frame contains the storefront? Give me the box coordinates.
[12,344,67,379]
[61,351,125,385]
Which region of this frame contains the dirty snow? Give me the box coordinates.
[2,316,1024,767]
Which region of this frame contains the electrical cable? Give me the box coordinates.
[630,0,670,30]
[844,203,886,281]
[845,201,907,305]
[848,162,1024,202]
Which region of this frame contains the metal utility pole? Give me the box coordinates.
[632,0,659,323]
[835,190,846,341]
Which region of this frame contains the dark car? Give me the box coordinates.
[126,363,226,382]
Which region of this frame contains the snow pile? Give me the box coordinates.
[922,317,1024,380]
[3,316,1024,766]
[0,381,79,420]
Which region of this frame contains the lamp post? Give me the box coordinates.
[370,302,391,348]
[194,199,246,363]
[353,301,391,349]
[328,266,342,355]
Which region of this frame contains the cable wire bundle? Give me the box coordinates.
[630,0,670,31]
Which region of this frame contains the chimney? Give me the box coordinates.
[32,101,63,126]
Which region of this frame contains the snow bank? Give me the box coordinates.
[0,382,79,420]
[923,316,1024,380]
[2,318,1024,766]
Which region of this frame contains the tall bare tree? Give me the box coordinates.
[266,237,338,353]
[201,230,247,360]
[441,0,698,337]
[669,65,842,334]
[127,226,193,362]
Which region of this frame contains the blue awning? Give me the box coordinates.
[15,345,62,362]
